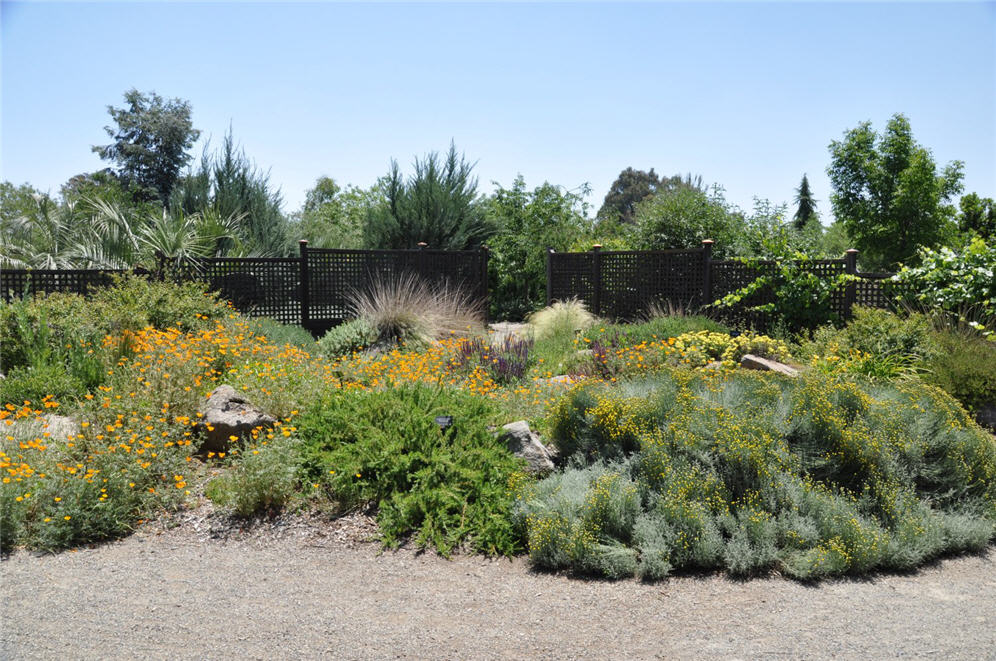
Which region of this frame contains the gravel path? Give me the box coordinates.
[2,509,994,660]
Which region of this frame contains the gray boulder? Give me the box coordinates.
[197,385,276,453]
[740,354,800,377]
[43,415,80,441]
[500,420,556,475]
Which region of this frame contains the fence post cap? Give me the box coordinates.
[417,242,428,249]
[298,239,309,246]
[592,244,603,251]
[845,248,859,254]
[701,239,715,245]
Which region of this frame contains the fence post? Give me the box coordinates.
[843,249,858,319]
[480,244,490,323]
[701,239,714,307]
[299,240,311,332]
[592,244,603,317]
[545,247,554,307]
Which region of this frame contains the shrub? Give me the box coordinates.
[891,237,996,337]
[582,315,729,349]
[245,317,317,350]
[91,274,228,333]
[318,318,378,358]
[296,384,524,556]
[0,364,82,407]
[206,436,300,516]
[924,328,996,415]
[519,370,996,580]
[800,308,937,381]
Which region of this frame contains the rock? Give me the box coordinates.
[42,415,79,441]
[704,361,724,370]
[740,354,800,377]
[499,420,556,475]
[197,385,276,453]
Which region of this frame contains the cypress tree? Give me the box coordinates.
[793,174,817,230]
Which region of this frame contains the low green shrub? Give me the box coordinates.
[91,275,228,333]
[924,328,996,415]
[206,436,300,516]
[296,384,524,556]
[515,370,996,580]
[0,364,83,407]
[583,315,728,348]
[245,317,317,350]
[318,318,378,358]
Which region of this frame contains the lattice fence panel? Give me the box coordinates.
[598,250,705,319]
[547,252,595,308]
[854,273,894,310]
[304,248,487,333]
[1,269,128,303]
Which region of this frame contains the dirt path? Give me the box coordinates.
[2,510,994,660]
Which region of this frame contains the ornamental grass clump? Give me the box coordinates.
[347,274,484,350]
[515,369,996,580]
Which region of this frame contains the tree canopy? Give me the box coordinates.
[827,113,963,270]
[793,174,817,230]
[92,89,201,203]
[363,144,491,251]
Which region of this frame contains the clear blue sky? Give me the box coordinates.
[2,1,994,221]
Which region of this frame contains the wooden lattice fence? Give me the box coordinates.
[1,242,490,336]
[547,242,894,328]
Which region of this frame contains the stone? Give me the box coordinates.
[740,354,800,377]
[499,420,556,474]
[197,385,276,453]
[704,361,724,370]
[42,415,80,441]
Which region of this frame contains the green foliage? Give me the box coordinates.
[296,384,524,556]
[521,370,996,580]
[317,318,378,358]
[890,237,996,337]
[90,275,228,333]
[631,186,743,257]
[170,129,289,256]
[485,176,591,320]
[712,230,855,330]
[827,113,964,271]
[206,437,300,516]
[0,364,83,407]
[924,328,996,415]
[92,89,201,203]
[793,174,818,230]
[244,317,317,350]
[958,192,995,241]
[364,144,492,251]
[583,315,729,348]
[596,168,704,227]
[289,176,384,249]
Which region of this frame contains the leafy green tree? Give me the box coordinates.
[958,193,995,240]
[631,185,744,257]
[92,89,201,203]
[485,176,592,320]
[597,167,661,226]
[827,113,964,270]
[170,129,288,256]
[793,174,817,230]
[0,181,43,229]
[364,144,491,250]
[289,176,385,248]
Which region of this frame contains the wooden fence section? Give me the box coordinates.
[301,242,489,336]
[2,242,490,337]
[1,268,137,301]
[547,242,893,326]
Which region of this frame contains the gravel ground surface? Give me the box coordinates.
[2,506,994,661]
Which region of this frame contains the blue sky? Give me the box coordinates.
[2,1,994,222]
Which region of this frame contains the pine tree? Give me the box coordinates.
[793,174,817,230]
